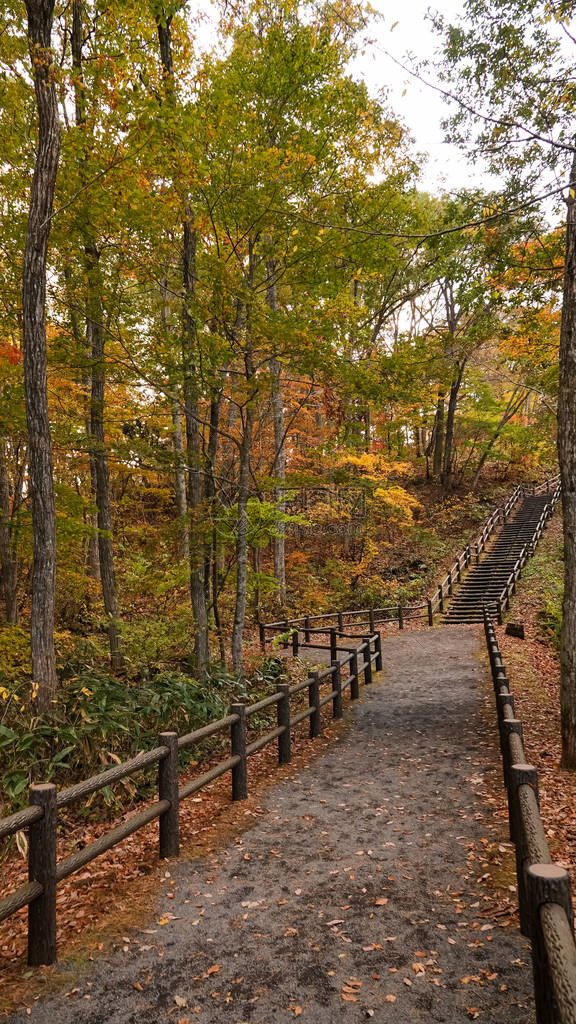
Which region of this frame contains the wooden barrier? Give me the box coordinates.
[0,630,380,966]
[483,608,576,1023]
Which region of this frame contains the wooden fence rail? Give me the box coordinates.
[0,632,381,966]
[482,608,576,1024]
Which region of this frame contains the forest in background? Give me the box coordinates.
[0,0,564,805]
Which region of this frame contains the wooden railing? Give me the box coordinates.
[483,609,576,1023]
[484,483,562,624]
[260,478,559,642]
[0,631,381,967]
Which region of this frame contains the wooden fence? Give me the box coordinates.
[483,609,576,1024]
[490,481,562,624]
[0,632,381,966]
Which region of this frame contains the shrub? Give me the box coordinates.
[0,667,249,815]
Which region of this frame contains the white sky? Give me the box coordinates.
[350,0,487,193]
[195,0,491,195]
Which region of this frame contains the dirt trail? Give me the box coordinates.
[8,628,535,1023]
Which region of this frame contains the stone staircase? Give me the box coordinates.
[443,494,552,624]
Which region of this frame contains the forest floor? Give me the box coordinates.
[5,627,535,1023]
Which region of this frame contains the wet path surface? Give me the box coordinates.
[9,628,535,1023]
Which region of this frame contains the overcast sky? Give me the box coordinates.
[196,0,490,195]
[350,0,485,193]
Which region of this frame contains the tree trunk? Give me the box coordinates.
[231,350,255,674]
[155,11,209,673]
[558,148,576,769]
[364,406,371,453]
[160,279,189,561]
[270,356,286,605]
[432,392,445,478]
[71,7,122,669]
[170,394,190,561]
[63,262,100,580]
[266,259,286,606]
[22,0,61,712]
[442,360,466,489]
[87,245,123,671]
[182,213,210,672]
[0,443,21,624]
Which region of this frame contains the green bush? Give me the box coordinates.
[0,667,249,814]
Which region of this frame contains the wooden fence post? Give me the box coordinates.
[526,864,574,1024]
[332,662,343,719]
[363,638,373,685]
[456,557,461,583]
[427,599,434,627]
[230,703,247,801]
[259,622,265,650]
[338,610,344,631]
[369,608,375,632]
[350,652,360,700]
[398,605,404,630]
[158,732,180,859]
[304,616,311,642]
[277,684,291,764]
[448,569,453,596]
[500,718,523,786]
[329,628,338,663]
[438,584,444,613]
[308,672,322,738]
[507,763,538,936]
[375,632,383,671]
[292,629,299,656]
[28,783,57,967]
[497,599,503,625]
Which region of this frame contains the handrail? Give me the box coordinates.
[482,608,576,1024]
[0,629,382,966]
[488,484,562,624]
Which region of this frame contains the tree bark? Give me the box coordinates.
[266,258,286,606]
[442,359,466,489]
[72,1,122,669]
[22,0,61,712]
[155,11,210,673]
[63,263,100,580]
[160,280,189,561]
[558,148,576,769]
[170,393,190,560]
[182,213,210,671]
[0,442,23,625]
[231,347,255,673]
[86,244,123,671]
[432,392,445,478]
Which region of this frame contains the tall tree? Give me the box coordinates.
[70,0,123,671]
[435,0,576,763]
[153,3,211,672]
[22,0,61,711]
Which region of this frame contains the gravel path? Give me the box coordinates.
[9,627,535,1023]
